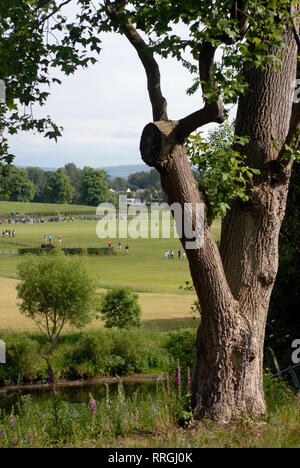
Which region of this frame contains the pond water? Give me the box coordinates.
[0,381,163,414]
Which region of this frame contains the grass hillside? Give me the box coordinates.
[0,201,96,217]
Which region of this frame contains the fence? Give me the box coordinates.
[272,363,300,393]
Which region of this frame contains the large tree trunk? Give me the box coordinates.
[192,26,298,422]
[139,22,298,422]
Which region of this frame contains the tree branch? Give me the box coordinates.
[105,1,168,122]
[176,99,225,142]
[40,0,74,24]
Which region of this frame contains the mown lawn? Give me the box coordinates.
[0,277,198,333]
[0,211,221,295]
[0,201,96,217]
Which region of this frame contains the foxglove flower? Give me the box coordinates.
[187,367,191,388]
[89,396,97,416]
[175,360,181,388]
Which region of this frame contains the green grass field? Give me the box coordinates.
[0,201,221,333]
[0,201,97,217]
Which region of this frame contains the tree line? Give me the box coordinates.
[1,164,165,206]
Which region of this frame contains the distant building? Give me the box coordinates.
[126,198,144,206]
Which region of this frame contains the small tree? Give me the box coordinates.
[100,288,142,329]
[16,251,99,352]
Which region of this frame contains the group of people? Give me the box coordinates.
[108,240,130,254]
[43,234,62,245]
[2,229,16,238]
[164,249,186,260]
[0,216,75,225]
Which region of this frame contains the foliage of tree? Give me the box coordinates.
[128,169,161,190]
[100,287,142,330]
[111,176,128,192]
[27,166,48,202]
[43,168,74,204]
[64,163,83,204]
[187,122,260,219]
[16,250,99,351]
[0,0,101,191]
[80,167,117,206]
[6,166,35,202]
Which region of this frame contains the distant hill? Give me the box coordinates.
[17,165,57,172]
[97,164,150,179]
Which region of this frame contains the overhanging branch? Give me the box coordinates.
[105,0,168,122]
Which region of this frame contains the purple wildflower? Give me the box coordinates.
[9,416,14,430]
[274,358,281,376]
[89,396,97,416]
[175,360,181,388]
[1,429,4,438]
[187,367,191,388]
[12,437,18,447]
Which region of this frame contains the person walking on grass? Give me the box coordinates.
[125,245,129,254]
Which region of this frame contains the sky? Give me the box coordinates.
[8,5,220,170]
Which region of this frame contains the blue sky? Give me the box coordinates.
[8,11,219,170]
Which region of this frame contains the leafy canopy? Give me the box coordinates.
[99,0,298,104]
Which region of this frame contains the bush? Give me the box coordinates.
[0,334,47,386]
[0,330,173,385]
[100,288,142,329]
[18,247,116,256]
[59,330,172,379]
[164,329,196,373]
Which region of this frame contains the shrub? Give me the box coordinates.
[18,247,116,256]
[60,330,171,379]
[100,288,142,329]
[0,334,46,385]
[164,329,196,373]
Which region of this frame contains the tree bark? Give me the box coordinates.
[218,25,298,419]
[139,20,298,423]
